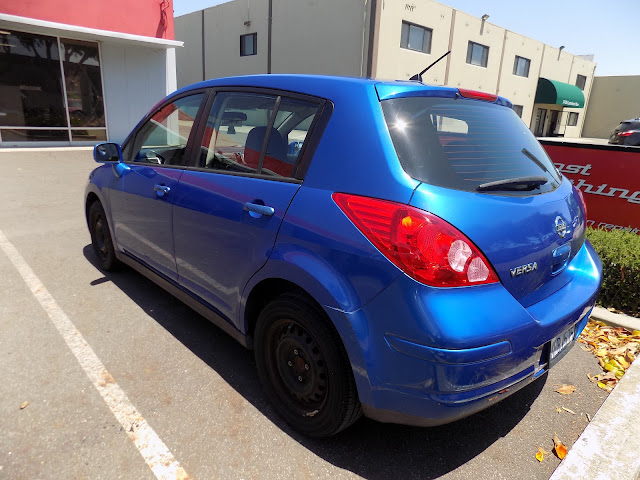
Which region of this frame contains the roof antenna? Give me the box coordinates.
[409,51,451,82]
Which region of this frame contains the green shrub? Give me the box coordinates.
[586,227,640,316]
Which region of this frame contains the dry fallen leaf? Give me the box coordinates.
[562,407,576,415]
[19,401,29,410]
[536,446,548,462]
[555,407,563,414]
[553,435,568,460]
[579,320,640,392]
[555,385,576,395]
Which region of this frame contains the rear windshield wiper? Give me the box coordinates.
[521,148,549,174]
[476,176,548,192]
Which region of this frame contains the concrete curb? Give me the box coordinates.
[590,306,640,332]
[549,355,640,480]
[550,308,640,480]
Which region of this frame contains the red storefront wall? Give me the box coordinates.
[541,141,640,235]
[0,0,174,39]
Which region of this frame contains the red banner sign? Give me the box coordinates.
[540,141,640,235]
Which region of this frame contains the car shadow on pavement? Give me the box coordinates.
[83,245,547,480]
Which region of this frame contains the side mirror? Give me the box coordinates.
[94,142,123,163]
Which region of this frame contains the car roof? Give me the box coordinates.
[172,74,511,106]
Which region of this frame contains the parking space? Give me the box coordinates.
[0,149,609,479]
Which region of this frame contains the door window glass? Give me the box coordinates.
[131,93,204,166]
[266,97,319,177]
[199,92,319,178]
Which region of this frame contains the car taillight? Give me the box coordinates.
[457,88,498,102]
[332,193,499,287]
[574,186,588,219]
[618,131,634,137]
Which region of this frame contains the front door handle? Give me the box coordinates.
[154,185,171,198]
[244,202,275,217]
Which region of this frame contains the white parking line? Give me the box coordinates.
[0,230,189,480]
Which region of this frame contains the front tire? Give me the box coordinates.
[254,293,362,438]
[88,201,121,271]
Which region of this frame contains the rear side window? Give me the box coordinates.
[381,97,561,195]
[198,92,319,178]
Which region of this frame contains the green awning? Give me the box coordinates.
[534,78,585,108]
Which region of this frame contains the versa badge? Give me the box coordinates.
[510,262,538,277]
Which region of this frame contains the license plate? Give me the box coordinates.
[550,324,576,362]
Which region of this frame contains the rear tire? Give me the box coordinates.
[254,293,362,438]
[88,201,121,272]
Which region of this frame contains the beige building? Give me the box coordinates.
[175,0,596,138]
[582,76,640,139]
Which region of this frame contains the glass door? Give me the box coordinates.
[534,108,547,137]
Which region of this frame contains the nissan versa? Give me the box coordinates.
[85,75,602,438]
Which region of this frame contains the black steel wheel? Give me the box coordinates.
[88,201,121,271]
[254,293,362,438]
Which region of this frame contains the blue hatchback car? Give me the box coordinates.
[86,75,602,438]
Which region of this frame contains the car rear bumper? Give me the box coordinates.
[329,240,602,426]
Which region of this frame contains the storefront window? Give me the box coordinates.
[0,30,106,144]
[61,38,105,128]
[0,30,66,128]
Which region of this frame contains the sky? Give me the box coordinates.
[173,0,639,77]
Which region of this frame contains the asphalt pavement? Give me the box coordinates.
[0,148,632,479]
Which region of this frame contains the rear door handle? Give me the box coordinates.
[154,185,171,197]
[244,202,274,217]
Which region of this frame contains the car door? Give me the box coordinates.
[172,89,323,324]
[108,91,207,280]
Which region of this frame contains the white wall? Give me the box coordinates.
[203,1,268,78]
[374,0,452,83]
[101,43,170,143]
[271,0,369,77]
[175,11,204,87]
[583,76,640,139]
[497,32,544,126]
[445,10,505,93]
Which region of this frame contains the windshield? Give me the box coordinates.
[381,97,562,195]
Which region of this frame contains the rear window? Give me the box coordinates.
[619,121,640,132]
[381,97,562,195]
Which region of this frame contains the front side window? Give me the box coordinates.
[240,33,257,56]
[130,93,204,166]
[400,21,432,54]
[199,92,319,178]
[381,96,561,195]
[466,41,489,67]
[576,74,587,91]
[513,56,530,77]
[567,112,579,127]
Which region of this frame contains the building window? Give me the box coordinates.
[400,21,432,54]
[466,41,489,67]
[567,112,579,127]
[512,105,524,118]
[576,74,587,91]
[513,56,530,77]
[240,33,257,56]
[0,29,106,144]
